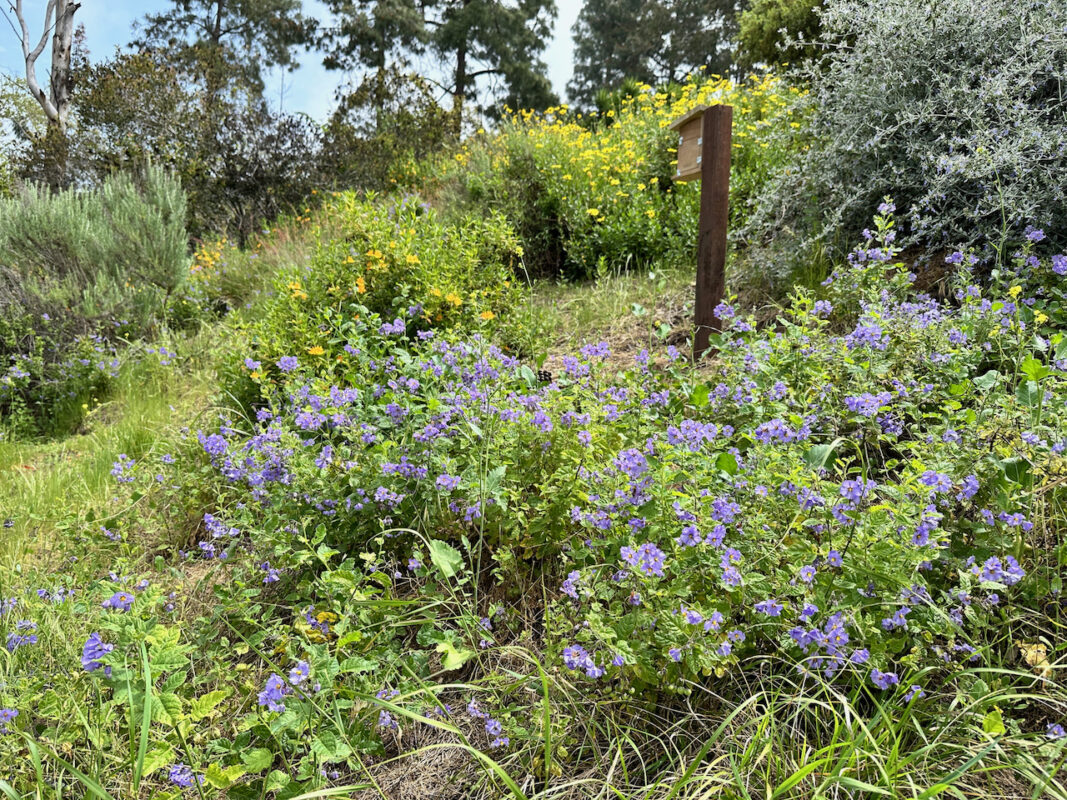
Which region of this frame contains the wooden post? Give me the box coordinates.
[692,105,732,359]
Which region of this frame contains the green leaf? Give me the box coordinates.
[690,384,710,407]
[265,771,290,793]
[204,763,246,790]
[803,438,844,470]
[972,370,1000,391]
[428,539,464,579]
[338,656,378,674]
[1015,380,1043,407]
[715,451,738,475]
[1020,356,1050,382]
[241,748,274,772]
[1000,456,1032,486]
[189,688,231,721]
[142,744,175,777]
[982,707,1005,736]
[310,730,352,761]
[436,639,476,671]
[151,693,183,727]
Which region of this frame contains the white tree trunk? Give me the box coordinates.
[9,0,81,131]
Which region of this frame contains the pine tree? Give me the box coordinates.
[569,0,743,107]
[132,0,315,103]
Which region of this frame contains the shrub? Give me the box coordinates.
[0,165,190,434]
[224,191,525,409]
[747,0,1067,272]
[422,73,803,279]
[736,0,823,69]
[193,212,1062,703]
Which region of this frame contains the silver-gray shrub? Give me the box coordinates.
[747,0,1067,272]
[0,164,189,339]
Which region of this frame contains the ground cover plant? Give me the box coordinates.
[2,205,1066,798]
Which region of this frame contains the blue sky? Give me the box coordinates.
[0,0,582,119]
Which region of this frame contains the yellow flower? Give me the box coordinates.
[307,346,325,356]
[356,276,366,294]
[587,208,600,216]
[406,254,421,265]
[480,310,496,321]
[1008,285,1022,299]
[445,292,463,307]
[1034,311,1048,325]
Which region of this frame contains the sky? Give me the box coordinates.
[0,0,583,121]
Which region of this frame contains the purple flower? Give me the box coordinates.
[754,599,785,617]
[82,632,114,674]
[0,708,17,733]
[870,669,899,690]
[668,648,683,662]
[436,474,461,491]
[5,621,37,651]
[1052,255,1067,275]
[1047,723,1066,740]
[258,674,289,713]
[903,685,925,702]
[289,660,311,685]
[277,356,299,373]
[168,763,199,788]
[102,592,134,613]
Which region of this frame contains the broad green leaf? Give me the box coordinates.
[265,771,290,793]
[428,539,464,578]
[436,640,476,671]
[189,688,231,721]
[1020,356,1050,382]
[715,451,738,475]
[982,707,1005,736]
[152,693,183,727]
[241,748,274,772]
[142,744,175,777]
[1015,380,1043,407]
[803,438,844,470]
[690,384,710,407]
[204,763,246,790]
[972,370,1000,391]
[338,656,378,674]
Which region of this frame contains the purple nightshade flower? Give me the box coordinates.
[168,764,199,788]
[82,633,114,674]
[0,708,17,733]
[870,669,899,690]
[258,674,289,712]
[102,592,134,613]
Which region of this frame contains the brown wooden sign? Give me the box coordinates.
[670,104,732,358]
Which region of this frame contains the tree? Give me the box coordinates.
[319,0,430,124]
[132,0,315,104]
[736,0,822,69]
[3,0,81,132]
[568,0,742,107]
[2,0,81,186]
[568,0,655,104]
[431,0,558,126]
[321,0,558,134]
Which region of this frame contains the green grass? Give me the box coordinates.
[0,332,217,569]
